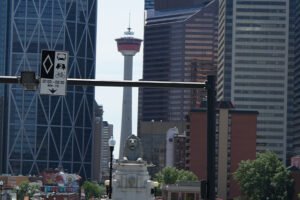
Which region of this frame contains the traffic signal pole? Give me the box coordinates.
[0,73,216,199]
[206,76,216,200]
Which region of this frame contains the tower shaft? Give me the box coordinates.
[119,55,133,158]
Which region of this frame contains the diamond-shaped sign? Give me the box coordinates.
[43,55,54,74]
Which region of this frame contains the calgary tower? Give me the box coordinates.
[116,27,142,158]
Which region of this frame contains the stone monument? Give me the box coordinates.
[112,135,155,200]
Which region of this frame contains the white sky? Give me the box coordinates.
[95,0,144,157]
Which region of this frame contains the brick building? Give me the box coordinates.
[186,101,257,199]
[288,156,300,200]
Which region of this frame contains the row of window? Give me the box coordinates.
[237,1,286,6]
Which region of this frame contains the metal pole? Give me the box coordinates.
[109,146,114,199]
[206,75,216,200]
[0,76,206,89]
[68,79,206,89]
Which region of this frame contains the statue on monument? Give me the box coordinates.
[112,134,156,200]
[122,134,144,162]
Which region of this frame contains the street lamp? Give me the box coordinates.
[152,181,159,198]
[104,180,110,197]
[15,186,19,200]
[108,136,116,199]
[0,180,3,200]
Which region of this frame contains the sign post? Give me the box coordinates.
[40,50,68,96]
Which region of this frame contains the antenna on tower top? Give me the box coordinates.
[129,12,131,30]
[124,12,134,36]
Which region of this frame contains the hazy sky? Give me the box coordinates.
[95,0,144,157]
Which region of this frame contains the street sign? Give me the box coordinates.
[40,50,68,96]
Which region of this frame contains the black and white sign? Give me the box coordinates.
[40,50,68,96]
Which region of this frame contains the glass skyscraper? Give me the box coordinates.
[217,0,290,161]
[139,0,218,176]
[139,0,218,122]
[0,0,97,178]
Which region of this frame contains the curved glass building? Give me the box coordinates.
[0,0,97,178]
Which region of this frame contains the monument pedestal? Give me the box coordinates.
[112,162,154,200]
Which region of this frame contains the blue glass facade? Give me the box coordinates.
[145,0,154,10]
[0,0,8,173]
[0,0,97,179]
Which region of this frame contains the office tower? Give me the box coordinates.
[0,0,7,77]
[0,0,7,173]
[139,0,218,122]
[116,28,142,159]
[217,0,290,161]
[0,0,97,178]
[100,121,113,182]
[287,0,296,163]
[186,102,257,199]
[294,0,300,155]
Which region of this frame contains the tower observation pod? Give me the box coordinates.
[116,27,142,159]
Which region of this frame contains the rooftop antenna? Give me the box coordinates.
[124,12,134,36]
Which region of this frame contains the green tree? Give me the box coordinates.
[154,167,198,185]
[16,181,40,200]
[234,151,293,200]
[96,184,106,197]
[82,181,102,199]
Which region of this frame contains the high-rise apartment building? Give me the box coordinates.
[139,0,218,122]
[0,0,97,178]
[217,0,290,161]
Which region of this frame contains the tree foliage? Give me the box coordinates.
[234,151,293,200]
[82,181,102,199]
[16,181,40,200]
[154,167,198,185]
